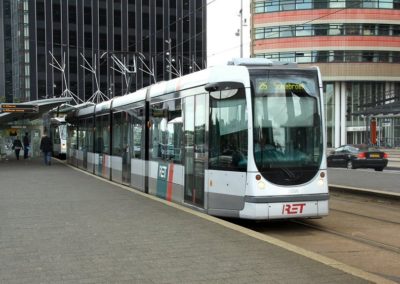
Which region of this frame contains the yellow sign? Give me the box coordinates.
[257,81,305,93]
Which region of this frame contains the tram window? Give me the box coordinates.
[86,118,94,152]
[112,112,123,156]
[95,114,110,154]
[130,107,144,159]
[77,121,85,150]
[102,115,110,154]
[251,71,323,173]
[209,88,248,171]
[150,98,183,163]
[69,127,78,150]
[54,127,61,144]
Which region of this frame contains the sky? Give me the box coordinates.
[206,0,251,67]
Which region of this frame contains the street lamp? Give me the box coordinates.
[240,0,243,58]
[235,1,244,58]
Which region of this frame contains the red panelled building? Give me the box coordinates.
[251,0,400,147]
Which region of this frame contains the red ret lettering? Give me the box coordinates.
[282,203,306,215]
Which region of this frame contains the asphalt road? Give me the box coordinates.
[328,167,400,194]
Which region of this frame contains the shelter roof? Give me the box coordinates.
[0,97,73,125]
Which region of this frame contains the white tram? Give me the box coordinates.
[49,117,68,159]
[66,59,329,220]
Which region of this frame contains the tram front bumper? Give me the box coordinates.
[239,199,329,220]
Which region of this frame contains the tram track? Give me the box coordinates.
[329,207,400,226]
[235,189,400,282]
[291,219,400,255]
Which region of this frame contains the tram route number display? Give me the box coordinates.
[256,81,306,94]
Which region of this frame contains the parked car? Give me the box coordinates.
[327,145,388,171]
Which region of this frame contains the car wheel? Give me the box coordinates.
[346,160,353,169]
[374,167,384,171]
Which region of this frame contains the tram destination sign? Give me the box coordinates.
[0,103,39,113]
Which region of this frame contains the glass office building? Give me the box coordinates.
[252,0,400,147]
[0,0,206,103]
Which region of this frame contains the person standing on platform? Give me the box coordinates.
[40,133,53,165]
[23,132,30,159]
[12,137,23,160]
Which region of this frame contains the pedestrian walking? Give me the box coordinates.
[23,132,30,159]
[12,137,23,160]
[40,133,53,165]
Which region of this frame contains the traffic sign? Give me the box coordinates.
[0,103,39,113]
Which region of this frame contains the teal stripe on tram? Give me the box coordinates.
[156,163,168,199]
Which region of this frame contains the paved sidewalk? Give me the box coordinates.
[0,158,371,284]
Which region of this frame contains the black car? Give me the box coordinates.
[327,145,388,171]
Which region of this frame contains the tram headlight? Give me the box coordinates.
[257,181,265,189]
[318,171,326,186]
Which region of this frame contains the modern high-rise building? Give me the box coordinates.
[0,0,207,104]
[252,0,400,147]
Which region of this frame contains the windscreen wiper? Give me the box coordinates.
[280,167,297,181]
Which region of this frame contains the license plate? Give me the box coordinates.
[370,154,380,158]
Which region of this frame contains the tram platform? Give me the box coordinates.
[0,157,383,283]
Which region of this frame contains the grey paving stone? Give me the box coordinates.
[0,158,371,284]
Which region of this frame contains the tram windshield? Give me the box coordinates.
[250,70,323,185]
[59,124,67,140]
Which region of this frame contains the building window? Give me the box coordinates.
[362,51,374,62]
[53,28,61,44]
[254,23,400,40]
[280,26,296,37]
[363,24,376,35]
[253,0,400,12]
[69,5,76,24]
[256,50,400,63]
[114,10,121,27]
[85,32,92,48]
[36,2,45,21]
[53,2,61,23]
[99,8,107,27]
[84,7,91,25]
[69,31,76,46]
[37,28,45,42]
[329,24,344,35]
[296,25,312,36]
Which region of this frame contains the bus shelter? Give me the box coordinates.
[352,101,400,147]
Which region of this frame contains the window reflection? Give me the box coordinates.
[251,71,323,185]
[209,88,248,171]
[150,98,183,163]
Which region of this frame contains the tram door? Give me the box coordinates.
[121,112,131,184]
[183,95,206,207]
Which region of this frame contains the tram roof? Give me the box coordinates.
[112,88,147,109]
[65,60,305,120]
[149,65,251,98]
